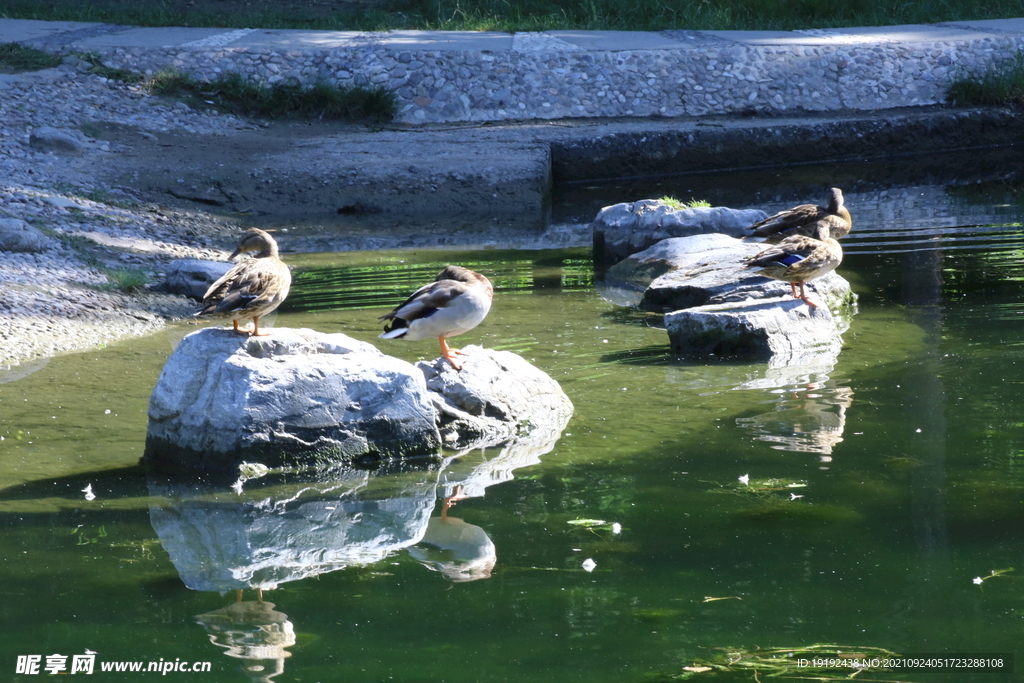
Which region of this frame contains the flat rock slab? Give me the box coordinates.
[145,327,442,473]
[593,200,767,264]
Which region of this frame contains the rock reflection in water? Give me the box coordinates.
[149,411,568,678]
[736,385,853,459]
[194,591,294,683]
[148,463,440,592]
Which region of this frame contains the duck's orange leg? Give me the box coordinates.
[789,282,799,299]
[441,484,469,520]
[231,320,250,335]
[251,316,272,336]
[439,337,464,370]
[798,282,818,308]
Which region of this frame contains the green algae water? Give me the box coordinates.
[2,164,1024,682]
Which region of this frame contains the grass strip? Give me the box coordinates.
[149,70,397,122]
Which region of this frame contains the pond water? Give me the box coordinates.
[2,150,1024,682]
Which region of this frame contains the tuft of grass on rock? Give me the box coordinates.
[0,42,62,72]
[947,52,1024,107]
[147,69,397,122]
[659,196,713,210]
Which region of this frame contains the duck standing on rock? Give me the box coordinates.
[380,266,493,370]
[744,225,843,309]
[195,228,292,336]
[748,187,852,243]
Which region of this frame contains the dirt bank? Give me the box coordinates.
[73,105,1024,250]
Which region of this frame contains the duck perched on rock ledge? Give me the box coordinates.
[380,266,493,370]
[195,228,292,336]
[748,187,852,243]
[744,225,843,309]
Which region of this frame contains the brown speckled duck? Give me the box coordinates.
[749,187,852,243]
[745,224,843,308]
[196,228,292,336]
[379,266,493,370]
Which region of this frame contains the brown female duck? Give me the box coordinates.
[749,187,852,243]
[745,224,843,308]
[196,228,292,336]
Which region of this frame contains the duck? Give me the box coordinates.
[379,265,493,370]
[748,187,852,243]
[744,224,843,309]
[195,228,292,336]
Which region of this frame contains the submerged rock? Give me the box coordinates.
[145,329,572,474]
[593,200,767,263]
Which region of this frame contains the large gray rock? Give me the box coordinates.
[600,233,856,364]
[602,233,854,315]
[29,126,85,155]
[639,237,854,315]
[145,328,442,472]
[0,217,54,253]
[158,258,234,299]
[419,345,574,448]
[593,200,767,263]
[665,297,844,365]
[145,329,573,474]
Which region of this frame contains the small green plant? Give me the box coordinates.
[0,42,62,71]
[104,268,150,293]
[947,52,1024,107]
[659,196,712,210]
[146,69,397,122]
[55,232,151,293]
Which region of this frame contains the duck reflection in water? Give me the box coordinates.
[194,589,294,683]
[408,485,497,583]
[735,385,853,462]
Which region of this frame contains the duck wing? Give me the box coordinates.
[750,203,829,238]
[198,260,291,315]
[381,279,471,323]
[746,234,822,269]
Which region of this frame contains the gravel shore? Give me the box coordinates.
[0,60,245,370]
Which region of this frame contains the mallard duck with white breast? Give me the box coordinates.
[379,266,493,370]
[744,224,843,309]
[749,187,852,243]
[195,228,292,336]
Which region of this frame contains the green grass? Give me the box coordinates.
[148,70,397,121]
[73,51,145,82]
[659,196,712,210]
[0,42,61,71]
[947,52,1024,106]
[1,0,1022,32]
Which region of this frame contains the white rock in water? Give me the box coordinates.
[665,297,844,365]
[146,327,442,472]
[418,345,574,448]
[593,200,767,263]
